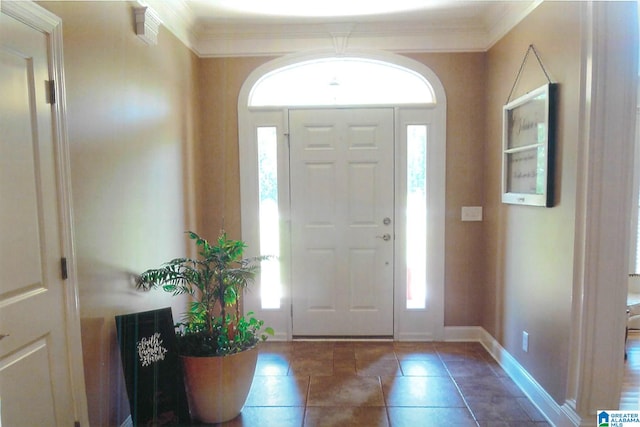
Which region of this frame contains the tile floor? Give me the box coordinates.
[205,341,551,426]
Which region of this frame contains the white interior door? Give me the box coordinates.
[0,10,77,426]
[290,108,394,336]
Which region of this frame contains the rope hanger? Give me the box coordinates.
[506,44,553,105]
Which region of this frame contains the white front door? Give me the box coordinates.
[290,108,394,336]
[0,10,78,426]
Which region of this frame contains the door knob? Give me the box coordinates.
[383,217,391,225]
[376,233,391,241]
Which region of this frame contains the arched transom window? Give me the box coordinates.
[249,57,435,107]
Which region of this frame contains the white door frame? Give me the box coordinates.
[239,50,446,341]
[1,1,89,424]
[564,1,638,421]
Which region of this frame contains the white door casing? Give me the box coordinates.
[0,2,87,425]
[289,108,394,336]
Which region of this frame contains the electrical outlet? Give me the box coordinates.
[522,331,529,352]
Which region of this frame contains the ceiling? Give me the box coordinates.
[143,0,542,57]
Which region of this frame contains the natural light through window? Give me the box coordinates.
[249,57,434,106]
[257,127,281,309]
[406,125,427,309]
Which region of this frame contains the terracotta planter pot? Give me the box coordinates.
[180,346,258,423]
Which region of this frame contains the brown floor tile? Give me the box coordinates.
[227,340,549,427]
[333,345,356,360]
[398,356,449,376]
[515,397,548,422]
[387,407,477,426]
[333,358,357,376]
[485,358,509,378]
[304,406,389,427]
[293,341,335,360]
[354,342,397,360]
[465,395,532,422]
[436,342,488,362]
[436,341,486,353]
[444,358,498,377]
[393,341,438,352]
[245,376,309,407]
[332,341,355,351]
[308,376,385,407]
[289,358,334,376]
[393,342,438,360]
[211,406,305,427]
[476,422,551,427]
[356,357,402,377]
[383,376,466,407]
[454,375,525,398]
[255,354,290,376]
[259,341,294,356]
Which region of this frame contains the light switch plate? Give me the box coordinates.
[461,206,483,221]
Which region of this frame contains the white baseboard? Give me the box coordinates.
[443,326,582,427]
[267,331,289,341]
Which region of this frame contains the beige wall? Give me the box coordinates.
[40,2,198,425]
[196,56,274,241]
[483,2,583,403]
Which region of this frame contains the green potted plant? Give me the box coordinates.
[136,231,273,423]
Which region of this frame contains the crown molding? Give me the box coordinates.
[193,25,491,58]
[139,0,196,50]
[146,0,541,58]
[134,5,162,45]
[485,0,544,49]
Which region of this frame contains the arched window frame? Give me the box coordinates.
[248,56,436,107]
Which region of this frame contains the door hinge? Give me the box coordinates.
[47,80,56,104]
[290,304,293,318]
[61,257,68,280]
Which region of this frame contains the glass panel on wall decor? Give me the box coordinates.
[257,126,281,309]
[406,125,427,309]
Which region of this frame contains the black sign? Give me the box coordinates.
[115,307,190,425]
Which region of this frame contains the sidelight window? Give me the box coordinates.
[257,127,281,309]
[406,125,427,309]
